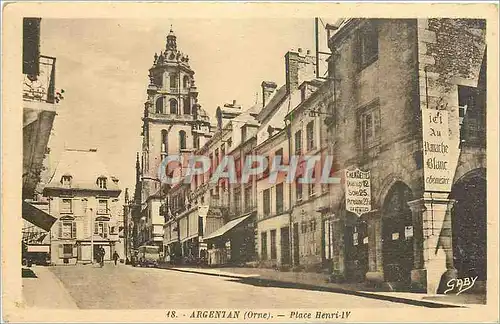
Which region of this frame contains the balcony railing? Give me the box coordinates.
[23,55,56,104]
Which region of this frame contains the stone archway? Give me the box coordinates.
[450,168,486,281]
[381,181,414,287]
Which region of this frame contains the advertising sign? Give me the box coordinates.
[422,109,452,192]
[345,168,371,216]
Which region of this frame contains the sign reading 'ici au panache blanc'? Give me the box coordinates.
[345,168,371,216]
[422,109,452,192]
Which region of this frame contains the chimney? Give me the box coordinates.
[285,50,316,94]
[261,81,277,108]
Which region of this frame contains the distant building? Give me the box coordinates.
[43,148,122,264]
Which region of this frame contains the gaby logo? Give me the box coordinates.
[443,276,478,295]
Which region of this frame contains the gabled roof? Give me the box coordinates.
[44,148,121,195]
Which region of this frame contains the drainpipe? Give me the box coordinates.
[285,117,294,266]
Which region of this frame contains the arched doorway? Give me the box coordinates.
[450,169,486,281]
[382,182,414,286]
[343,211,369,282]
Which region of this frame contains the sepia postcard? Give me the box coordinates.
[2,2,499,323]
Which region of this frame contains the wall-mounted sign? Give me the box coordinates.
[345,168,371,216]
[392,232,399,240]
[363,237,369,245]
[422,109,452,192]
[405,226,414,239]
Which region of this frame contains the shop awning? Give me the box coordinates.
[22,200,57,231]
[203,214,252,241]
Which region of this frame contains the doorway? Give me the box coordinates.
[293,223,300,266]
[382,182,414,285]
[280,226,291,265]
[344,216,369,282]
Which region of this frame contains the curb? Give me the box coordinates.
[161,267,465,309]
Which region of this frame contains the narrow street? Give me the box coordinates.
[25,265,417,309]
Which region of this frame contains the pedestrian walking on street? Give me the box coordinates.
[113,251,119,266]
[99,247,105,268]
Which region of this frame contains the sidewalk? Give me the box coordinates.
[160,265,486,308]
[22,266,78,309]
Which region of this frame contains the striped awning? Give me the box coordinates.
[203,214,252,241]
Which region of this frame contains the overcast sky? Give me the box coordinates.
[41,18,332,192]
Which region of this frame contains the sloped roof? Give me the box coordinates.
[44,148,121,194]
[256,85,287,123]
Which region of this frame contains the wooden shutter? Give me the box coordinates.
[72,221,77,238]
[58,221,62,238]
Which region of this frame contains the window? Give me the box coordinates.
[261,232,268,260]
[97,177,107,189]
[161,129,168,153]
[170,73,178,89]
[169,99,178,114]
[275,148,283,164]
[61,175,72,187]
[60,199,72,213]
[276,183,284,214]
[308,168,317,197]
[357,22,379,69]
[270,229,277,260]
[221,144,225,157]
[263,189,271,217]
[227,137,232,148]
[458,85,485,144]
[233,187,241,213]
[183,97,191,115]
[97,200,108,214]
[63,244,73,256]
[306,121,315,151]
[95,221,108,238]
[296,174,303,202]
[361,105,381,148]
[295,130,302,155]
[59,221,76,239]
[155,97,164,114]
[244,186,252,211]
[194,135,200,149]
[179,130,186,150]
[183,75,190,89]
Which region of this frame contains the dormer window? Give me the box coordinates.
[97,177,107,189]
[61,175,72,187]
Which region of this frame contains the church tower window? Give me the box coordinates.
[155,97,164,114]
[170,73,178,89]
[183,75,190,89]
[179,130,186,150]
[183,97,191,115]
[169,98,178,114]
[161,130,168,153]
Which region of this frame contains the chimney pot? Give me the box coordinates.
[298,48,303,53]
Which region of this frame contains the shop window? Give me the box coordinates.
[62,244,73,256]
[306,121,315,151]
[275,183,284,214]
[270,229,277,260]
[261,232,268,260]
[263,189,271,217]
[60,199,72,214]
[360,103,381,149]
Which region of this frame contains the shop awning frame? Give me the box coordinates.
[22,200,57,231]
[203,213,253,241]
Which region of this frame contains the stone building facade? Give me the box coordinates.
[322,18,486,293]
[43,148,122,265]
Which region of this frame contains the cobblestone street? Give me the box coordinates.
[25,265,418,309]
